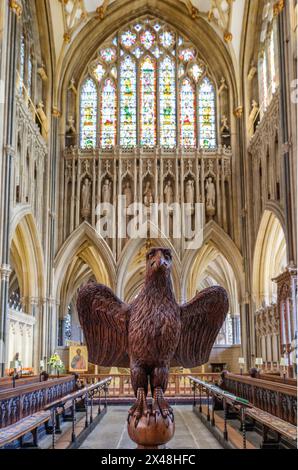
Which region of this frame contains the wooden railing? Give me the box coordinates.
[79,373,220,398]
[0,375,76,429]
[0,375,42,391]
[44,377,112,449]
[221,372,297,425]
[259,373,297,386]
[189,376,252,449]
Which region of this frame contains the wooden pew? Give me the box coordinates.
[220,371,297,425]
[246,407,297,449]
[0,411,51,448]
[0,375,76,428]
[0,375,42,391]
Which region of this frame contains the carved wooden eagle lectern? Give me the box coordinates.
[77,247,228,426]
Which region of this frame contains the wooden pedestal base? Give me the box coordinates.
[127,409,175,449]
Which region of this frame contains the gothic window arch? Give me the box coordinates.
[258,1,279,117]
[79,17,217,150]
[198,77,217,148]
[18,14,36,103]
[80,78,98,149]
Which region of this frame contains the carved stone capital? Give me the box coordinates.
[52,107,61,118]
[9,0,22,17]
[63,32,71,44]
[273,0,285,17]
[0,264,12,281]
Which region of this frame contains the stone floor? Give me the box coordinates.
[79,405,223,449]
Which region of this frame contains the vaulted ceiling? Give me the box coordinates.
[48,0,247,72]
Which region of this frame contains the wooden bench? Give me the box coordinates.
[246,407,297,449]
[0,411,51,448]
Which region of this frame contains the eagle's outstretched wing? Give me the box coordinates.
[77,282,130,368]
[173,286,229,368]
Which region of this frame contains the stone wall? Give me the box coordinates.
[205,345,241,373]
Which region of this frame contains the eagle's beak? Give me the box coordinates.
[152,255,168,271]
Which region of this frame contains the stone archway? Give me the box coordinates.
[54,222,116,349]
[8,212,45,371]
[252,210,287,308]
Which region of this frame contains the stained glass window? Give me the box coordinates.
[79,17,218,150]
[261,53,268,111]
[179,48,195,62]
[199,78,216,149]
[100,47,116,63]
[268,30,277,96]
[180,79,196,148]
[80,78,97,149]
[140,30,155,49]
[121,30,137,48]
[160,31,175,48]
[92,63,105,82]
[140,57,156,147]
[258,9,279,119]
[120,56,137,147]
[27,55,33,98]
[189,63,203,82]
[132,47,143,59]
[100,78,117,148]
[19,35,25,93]
[160,57,176,148]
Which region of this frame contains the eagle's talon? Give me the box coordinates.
[128,387,150,426]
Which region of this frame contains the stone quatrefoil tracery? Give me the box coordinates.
[80,17,217,150]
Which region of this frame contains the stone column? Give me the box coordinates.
[276,2,296,263]
[0,2,20,376]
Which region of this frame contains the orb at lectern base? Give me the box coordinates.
[127,408,175,449]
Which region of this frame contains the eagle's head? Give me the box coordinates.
[146,247,172,277]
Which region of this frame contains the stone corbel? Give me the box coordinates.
[248,64,257,81]
[68,78,77,95]
[218,77,228,95]
[224,31,233,43]
[52,107,61,119]
[37,65,48,82]
[234,106,243,119]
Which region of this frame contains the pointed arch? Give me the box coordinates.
[80,77,97,148]
[140,55,156,147]
[198,76,217,148]
[9,210,45,303]
[180,77,196,147]
[159,55,176,148]
[116,224,181,301]
[54,222,116,303]
[100,77,117,148]
[181,221,244,302]
[252,210,287,307]
[120,54,137,147]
